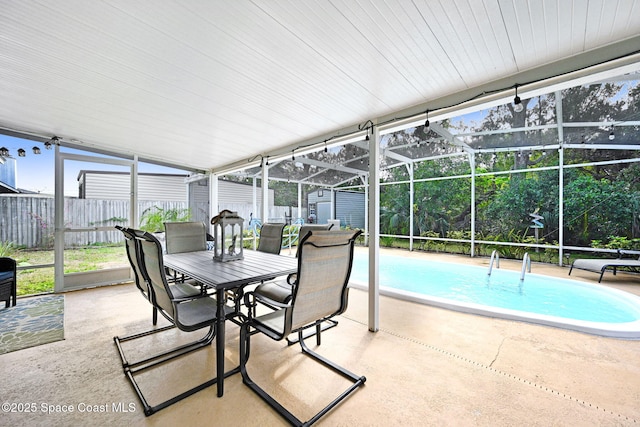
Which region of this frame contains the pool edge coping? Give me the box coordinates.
[348,281,640,340]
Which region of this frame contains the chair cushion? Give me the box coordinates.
[175,296,233,330]
[170,282,201,299]
[254,280,292,303]
[254,309,286,337]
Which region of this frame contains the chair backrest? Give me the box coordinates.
[0,256,16,273]
[294,223,333,257]
[115,226,152,300]
[257,223,286,255]
[137,231,176,320]
[164,221,207,254]
[286,229,361,335]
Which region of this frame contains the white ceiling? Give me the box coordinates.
[1,0,639,173]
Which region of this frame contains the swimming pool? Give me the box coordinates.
[348,252,640,339]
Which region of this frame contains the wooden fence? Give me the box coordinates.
[0,195,305,249]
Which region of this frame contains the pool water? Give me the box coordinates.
[349,252,640,338]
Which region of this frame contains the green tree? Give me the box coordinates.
[413,157,471,237]
[380,183,410,235]
[563,172,639,246]
[474,80,638,246]
[479,170,559,241]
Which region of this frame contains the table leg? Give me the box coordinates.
[216,288,226,397]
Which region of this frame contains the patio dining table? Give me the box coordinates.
[163,249,297,397]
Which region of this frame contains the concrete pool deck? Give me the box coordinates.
[1,247,639,425]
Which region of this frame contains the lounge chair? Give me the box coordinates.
[240,229,365,426]
[113,230,236,416]
[569,255,640,283]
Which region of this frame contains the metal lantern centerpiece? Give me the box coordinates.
[211,210,244,262]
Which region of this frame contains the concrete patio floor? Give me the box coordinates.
[1,247,639,426]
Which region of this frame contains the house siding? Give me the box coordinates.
[79,171,188,201]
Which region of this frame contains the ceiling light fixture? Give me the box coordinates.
[17,148,26,157]
[513,84,524,113]
[424,109,430,130]
[609,126,615,140]
[32,146,41,154]
[291,150,295,161]
[0,147,9,157]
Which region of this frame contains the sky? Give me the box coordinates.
[0,134,186,196]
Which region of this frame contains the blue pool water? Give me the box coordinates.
[349,252,640,338]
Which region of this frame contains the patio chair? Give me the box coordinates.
[164,221,209,287]
[164,221,208,254]
[256,223,286,255]
[116,226,200,325]
[250,224,340,344]
[113,230,236,416]
[0,257,17,308]
[240,229,365,426]
[253,223,334,305]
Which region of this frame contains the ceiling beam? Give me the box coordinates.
[293,157,367,176]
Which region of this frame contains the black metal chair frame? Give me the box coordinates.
[113,230,237,416]
[240,230,365,426]
[0,256,17,308]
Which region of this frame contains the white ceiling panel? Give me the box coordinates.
[0,0,638,172]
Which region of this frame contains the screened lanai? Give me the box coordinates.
[1,1,640,333]
[223,69,640,265]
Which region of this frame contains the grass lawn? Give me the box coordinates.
[13,246,128,296]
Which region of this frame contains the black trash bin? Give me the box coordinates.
[0,257,17,308]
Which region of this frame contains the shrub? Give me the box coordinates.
[380,236,395,247]
[0,240,15,257]
[139,206,191,232]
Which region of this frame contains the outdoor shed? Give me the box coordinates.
[308,189,365,228]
